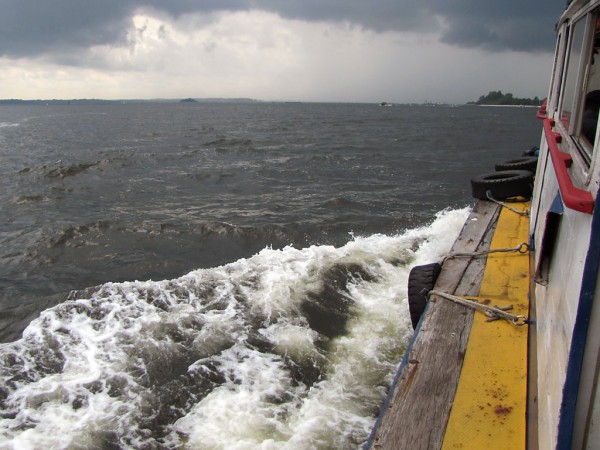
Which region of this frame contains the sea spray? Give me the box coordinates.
[0,208,469,449]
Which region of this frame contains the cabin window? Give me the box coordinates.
[548,32,565,112]
[560,19,586,128]
[559,13,600,163]
[576,16,600,161]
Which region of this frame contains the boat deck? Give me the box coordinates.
[367,200,530,450]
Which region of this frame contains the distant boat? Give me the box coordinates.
[379,102,392,107]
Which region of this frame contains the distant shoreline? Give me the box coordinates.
[474,104,539,108]
[469,90,543,107]
[0,98,541,107]
[0,98,261,105]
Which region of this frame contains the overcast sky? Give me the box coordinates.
[0,0,566,103]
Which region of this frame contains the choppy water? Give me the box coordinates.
[0,103,540,449]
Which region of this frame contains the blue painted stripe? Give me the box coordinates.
[556,193,600,449]
[550,191,565,215]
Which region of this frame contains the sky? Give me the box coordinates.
[0,0,566,104]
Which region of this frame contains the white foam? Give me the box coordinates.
[0,207,470,449]
[0,122,20,128]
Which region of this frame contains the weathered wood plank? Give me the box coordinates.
[369,201,500,450]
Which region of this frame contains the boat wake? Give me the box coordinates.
[0,208,469,449]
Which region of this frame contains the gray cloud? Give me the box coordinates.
[0,1,131,56]
[431,0,564,52]
[0,0,565,59]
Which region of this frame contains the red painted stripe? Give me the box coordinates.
[542,118,594,214]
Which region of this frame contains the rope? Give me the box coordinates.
[442,242,529,264]
[429,290,529,326]
[486,190,530,216]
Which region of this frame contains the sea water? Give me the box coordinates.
[0,103,540,449]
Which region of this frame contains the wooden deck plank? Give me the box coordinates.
[368,201,501,450]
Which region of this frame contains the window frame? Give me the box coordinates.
[559,17,588,132]
[555,8,600,191]
[548,27,567,114]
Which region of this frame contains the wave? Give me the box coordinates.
[321,197,372,212]
[14,195,49,204]
[204,137,263,154]
[17,161,101,180]
[35,221,295,250]
[0,208,469,449]
[205,137,254,148]
[44,221,112,249]
[17,155,136,181]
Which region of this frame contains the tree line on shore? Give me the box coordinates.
[469,90,543,106]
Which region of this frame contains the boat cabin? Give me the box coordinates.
[532,1,600,448]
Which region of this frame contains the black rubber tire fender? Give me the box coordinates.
[407,263,441,329]
[495,156,538,172]
[471,170,533,200]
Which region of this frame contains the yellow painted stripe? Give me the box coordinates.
[442,202,530,450]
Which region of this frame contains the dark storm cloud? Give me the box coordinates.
[0,1,128,55]
[0,0,566,59]
[431,0,565,52]
[257,0,566,52]
[255,0,434,33]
